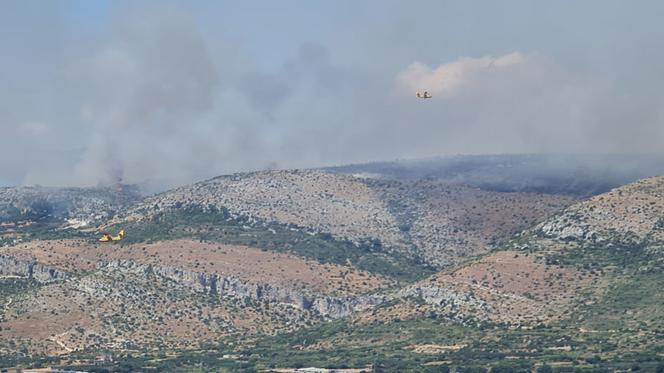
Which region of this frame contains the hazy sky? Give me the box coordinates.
[1,0,663,187]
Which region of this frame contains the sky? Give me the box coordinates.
[1,0,663,187]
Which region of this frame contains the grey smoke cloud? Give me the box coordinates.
[1,1,663,188]
[67,8,220,187]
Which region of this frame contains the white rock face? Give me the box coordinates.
[0,255,68,283]
[539,218,588,240]
[96,259,384,319]
[396,284,487,310]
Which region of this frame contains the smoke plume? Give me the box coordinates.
[1,1,663,189]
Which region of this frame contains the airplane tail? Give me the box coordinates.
[119,229,125,239]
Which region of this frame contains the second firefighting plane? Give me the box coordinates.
[416,91,432,99]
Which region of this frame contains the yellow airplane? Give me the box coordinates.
[99,229,125,242]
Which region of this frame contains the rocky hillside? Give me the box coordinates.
[0,239,391,356]
[1,172,663,371]
[538,175,664,242]
[115,170,574,267]
[121,170,406,249]
[375,175,664,331]
[226,176,664,372]
[369,179,575,266]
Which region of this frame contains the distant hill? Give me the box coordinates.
[326,153,664,196]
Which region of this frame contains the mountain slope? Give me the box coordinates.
[2,171,663,371]
[113,170,574,268]
[0,239,393,356]
[370,179,574,266]
[217,176,664,371]
[121,170,405,249]
[370,175,664,332]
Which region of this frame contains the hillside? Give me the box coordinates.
[113,169,574,268]
[216,176,664,371]
[369,179,574,266]
[0,238,393,357]
[1,172,663,371]
[367,175,664,331]
[120,170,406,249]
[538,175,664,242]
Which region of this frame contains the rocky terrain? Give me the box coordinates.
[115,169,575,267]
[369,179,575,266]
[351,249,600,328]
[387,175,664,331]
[228,176,663,372]
[0,239,392,356]
[121,170,407,249]
[0,168,662,371]
[538,176,664,242]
